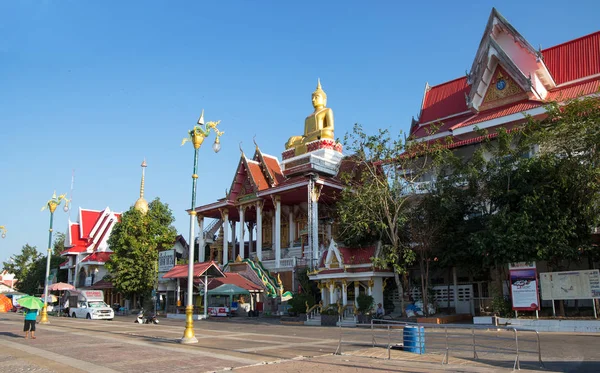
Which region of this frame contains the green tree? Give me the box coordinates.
[2,244,42,287]
[105,198,177,302]
[18,233,68,295]
[336,124,449,311]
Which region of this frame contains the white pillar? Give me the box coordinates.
[203,274,208,319]
[329,281,335,305]
[321,284,326,306]
[274,196,281,268]
[197,215,205,262]
[176,278,181,307]
[221,210,229,265]
[368,279,373,296]
[238,206,245,259]
[354,282,359,307]
[256,201,263,261]
[307,175,321,264]
[231,221,236,258]
[248,222,254,256]
[372,278,384,309]
[288,208,294,248]
[342,280,348,306]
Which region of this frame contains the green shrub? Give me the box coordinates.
[492,295,512,317]
[356,294,374,314]
[287,293,315,313]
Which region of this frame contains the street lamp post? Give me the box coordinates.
[180,110,223,344]
[39,192,69,324]
[0,225,6,238]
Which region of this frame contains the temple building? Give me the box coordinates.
[194,80,393,318]
[406,8,599,313]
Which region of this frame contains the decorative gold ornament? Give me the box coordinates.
[41,192,69,213]
[285,79,335,155]
[368,279,374,288]
[181,109,224,150]
[134,159,149,214]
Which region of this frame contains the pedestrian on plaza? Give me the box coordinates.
[376,303,384,318]
[23,307,38,339]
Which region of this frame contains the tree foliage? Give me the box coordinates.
[336,124,449,307]
[2,244,42,288]
[105,198,177,300]
[15,233,68,295]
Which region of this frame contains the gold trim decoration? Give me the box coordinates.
[483,69,524,103]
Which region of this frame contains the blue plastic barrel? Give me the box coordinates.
[403,326,425,354]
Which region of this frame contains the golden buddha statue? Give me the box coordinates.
[285,79,335,155]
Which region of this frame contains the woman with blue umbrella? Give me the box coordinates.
[18,296,43,339]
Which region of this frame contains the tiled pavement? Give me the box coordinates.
[1,313,599,372]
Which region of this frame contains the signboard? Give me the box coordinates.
[208,307,229,317]
[509,262,540,311]
[159,250,175,272]
[540,270,600,300]
[83,290,104,300]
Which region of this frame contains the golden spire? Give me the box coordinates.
[313,78,327,101]
[134,159,149,214]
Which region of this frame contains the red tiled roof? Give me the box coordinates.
[419,77,470,124]
[246,161,269,191]
[263,155,285,185]
[163,262,225,279]
[81,252,112,263]
[413,31,600,139]
[411,113,475,139]
[81,210,102,238]
[338,246,377,265]
[207,273,262,291]
[458,100,543,127]
[546,78,600,101]
[542,31,600,85]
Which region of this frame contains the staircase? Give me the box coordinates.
[304,303,322,326]
[336,304,357,327]
[304,315,321,326]
[203,219,223,242]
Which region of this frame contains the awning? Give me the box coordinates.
[162,261,225,279]
[208,284,250,295]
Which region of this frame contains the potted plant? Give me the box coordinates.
[320,305,339,326]
[356,294,374,324]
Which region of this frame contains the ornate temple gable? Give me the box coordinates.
[227,155,265,202]
[467,8,556,112]
[479,64,529,110]
[324,240,343,269]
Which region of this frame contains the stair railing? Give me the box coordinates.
[306,301,323,322]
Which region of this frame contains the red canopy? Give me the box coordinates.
[162,261,224,279]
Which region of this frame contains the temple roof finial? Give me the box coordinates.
[134,159,149,214]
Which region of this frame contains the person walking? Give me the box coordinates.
[23,307,38,339]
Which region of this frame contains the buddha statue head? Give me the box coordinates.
[312,79,327,109]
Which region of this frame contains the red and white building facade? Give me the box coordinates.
[59,207,121,288]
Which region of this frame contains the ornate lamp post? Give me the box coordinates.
[0,225,6,238]
[39,192,69,324]
[180,110,223,344]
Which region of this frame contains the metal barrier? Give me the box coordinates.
[335,321,544,370]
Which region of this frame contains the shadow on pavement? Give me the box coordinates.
[0,331,25,338]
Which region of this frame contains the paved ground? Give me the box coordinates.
[0,313,598,372]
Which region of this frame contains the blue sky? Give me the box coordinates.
[1,0,599,265]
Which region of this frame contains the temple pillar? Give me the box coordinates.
[329,280,335,305]
[274,196,281,268]
[342,279,348,306]
[307,175,322,266]
[354,281,360,308]
[322,284,328,306]
[256,200,263,261]
[288,208,294,248]
[197,215,205,262]
[372,278,384,309]
[368,279,373,296]
[221,209,229,265]
[247,221,254,256]
[231,221,236,259]
[238,206,245,259]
